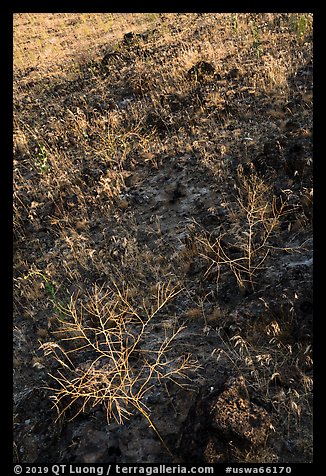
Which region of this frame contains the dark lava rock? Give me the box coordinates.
[187,61,216,81]
[251,139,284,174]
[227,68,241,80]
[101,50,122,66]
[178,375,272,463]
[160,93,186,112]
[271,364,303,389]
[123,31,149,46]
[74,428,118,463]
[284,142,306,176]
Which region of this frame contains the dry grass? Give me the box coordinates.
[40,281,198,453]
[211,327,313,462]
[13,13,313,463]
[195,167,304,293]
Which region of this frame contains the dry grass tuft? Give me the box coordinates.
[40,281,199,453]
[195,167,303,293]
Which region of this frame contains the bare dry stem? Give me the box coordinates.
[41,281,198,453]
[196,169,301,293]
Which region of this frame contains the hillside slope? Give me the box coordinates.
[13,13,313,464]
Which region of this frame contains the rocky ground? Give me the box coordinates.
[13,13,313,464]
